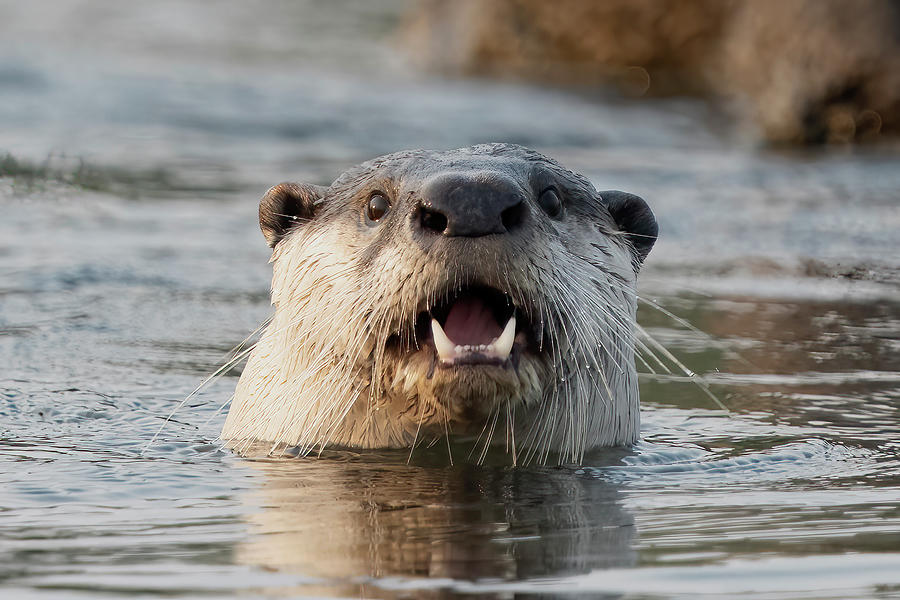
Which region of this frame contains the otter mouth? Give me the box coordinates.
[416,286,532,368]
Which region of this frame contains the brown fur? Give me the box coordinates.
[403,0,900,143]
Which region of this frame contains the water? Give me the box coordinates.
[2,1,899,598]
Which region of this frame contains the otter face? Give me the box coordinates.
[223,144,656,463]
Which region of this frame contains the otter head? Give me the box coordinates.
[222,144,656,463]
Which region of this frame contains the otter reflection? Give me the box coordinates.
[236,450,636,596]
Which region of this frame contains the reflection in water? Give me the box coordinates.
[237,453,635,595]
[640,294,900,448]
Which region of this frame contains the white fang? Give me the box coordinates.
[430,316,517,364]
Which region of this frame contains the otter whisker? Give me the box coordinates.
[635,323,730,412]
[469,399,499,462]
[203,394,234,429]
[442,405,454,466]
[407,395,428,464]
[506,399,518,466]
[637,294,758,371]
[143,341,260,454]
[472,403,501,464]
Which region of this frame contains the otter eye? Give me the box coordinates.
[366,193,390,224]
[538,187,562,218]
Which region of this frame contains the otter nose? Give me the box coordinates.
[418,173,527,237]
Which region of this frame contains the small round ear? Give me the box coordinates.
[259,182,325,247]
[599,190,658,263]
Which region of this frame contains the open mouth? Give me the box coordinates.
[417,286,529,367]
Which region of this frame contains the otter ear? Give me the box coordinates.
[259,182,325,247]
[599,190,658,263]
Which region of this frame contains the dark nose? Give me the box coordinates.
[417,173,527,237]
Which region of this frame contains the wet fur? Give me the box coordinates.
[222,144,650,464]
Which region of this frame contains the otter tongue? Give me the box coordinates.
[443,296,503,346]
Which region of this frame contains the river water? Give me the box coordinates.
[1,1,899,598]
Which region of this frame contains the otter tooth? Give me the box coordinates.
[490,315,516,360]
[431,318,458,363]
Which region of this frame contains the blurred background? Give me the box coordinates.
[2,1,899,599]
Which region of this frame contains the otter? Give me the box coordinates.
[221,144,657,464]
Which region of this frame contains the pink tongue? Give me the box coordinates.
[442,297,503,346]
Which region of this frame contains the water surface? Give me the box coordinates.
[1,1,899,598]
